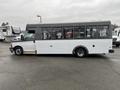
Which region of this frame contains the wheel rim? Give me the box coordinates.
[16,49,22,55]
[77,49,85,57]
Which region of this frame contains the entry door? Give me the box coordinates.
[21,41,36,54]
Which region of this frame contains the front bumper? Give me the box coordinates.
[109,49,114,53]
[9,47,14,53]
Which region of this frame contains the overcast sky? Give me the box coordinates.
[0,0,120,30]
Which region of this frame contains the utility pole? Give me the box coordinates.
[37,15,42,23]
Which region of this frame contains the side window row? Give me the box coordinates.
[35,26,110,40]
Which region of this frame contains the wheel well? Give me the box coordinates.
[13,46,23,51]
[73,46,89,55]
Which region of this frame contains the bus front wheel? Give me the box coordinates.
[14,47,23,56]
[75,48,87,58]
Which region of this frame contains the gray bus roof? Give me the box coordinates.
[26,21,111,28]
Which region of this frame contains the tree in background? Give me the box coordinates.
[1,22,9,26]
[112,24,120,31]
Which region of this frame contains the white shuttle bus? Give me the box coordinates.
[9,21,114,57]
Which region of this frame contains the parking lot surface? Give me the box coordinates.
[0,42,120,90]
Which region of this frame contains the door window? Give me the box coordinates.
[22,33,35,41]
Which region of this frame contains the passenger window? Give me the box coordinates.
[79,27,85,38]
[41,27,63,40]
[86,26,98,38]
[86,28,91,38]
[74,27,80,39]
[99,29,107,37]
[41,28,51,40]
[74,26,85,39]
[92,28,98,38]
[55,29,63,39]
[98,26,108,38]
[42,31,51,40]
[51,28,63,39]
[64,27,73,39]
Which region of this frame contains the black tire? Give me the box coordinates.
[72,51,76,56]
[75,48,87,58]
[14,47,23,56]
[116,44,120,47]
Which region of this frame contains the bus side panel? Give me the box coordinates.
[35,39,112,54]
[67,39,112,54]
[35,40,69,54]
[90,39,112,54]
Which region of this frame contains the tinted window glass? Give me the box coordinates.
[54,28,63,39]
[35,28,42,40]
[98,26,109,38]
[22,33,35,41]
[28,30,35,33]
[86,26,109,39]
[86,26,98,38]
[74,26,85,39]
[63,27,73,39]
[29,24,110,40]
[42,28,51,40]
[41,27,63,40]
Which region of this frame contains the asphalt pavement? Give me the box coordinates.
[0,42,120,90]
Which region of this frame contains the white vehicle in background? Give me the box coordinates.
[9,21,114,57]
[0,25,21,42]
[112,27,120,47]
[0,29,4,41]
[12,35,21,41]
[12,31,28,41]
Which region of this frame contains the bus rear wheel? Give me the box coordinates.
[75,48,87,58]
[116,44,120,47]
[14,47,23,56]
